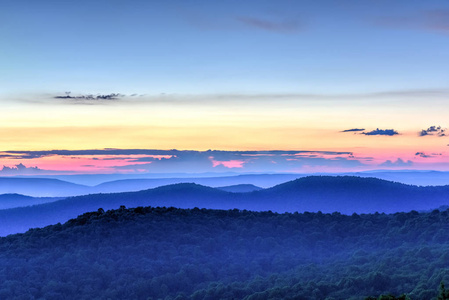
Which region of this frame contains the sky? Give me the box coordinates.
[1,0,449,175]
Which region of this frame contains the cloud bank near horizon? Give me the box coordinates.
[0,149,364,175]
[0,148,445,175]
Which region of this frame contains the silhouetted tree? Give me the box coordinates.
[438,282,449,300]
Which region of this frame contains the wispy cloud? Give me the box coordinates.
[54,92,124,103]
[341,128,365,133]
[415,152,441,158]
[415,152,432,158]
[235,16,303,33]
[375,9,449,34]
[10,88,449,107]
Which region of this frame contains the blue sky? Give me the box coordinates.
[2,0,448,96]
[1,1,449,174]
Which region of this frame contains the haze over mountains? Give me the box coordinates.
[0,174,296,197]
[0,194,61,210]
[3,170,449,197]
[2,176,449,236]
[0,178,89,197]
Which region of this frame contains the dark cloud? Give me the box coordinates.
[362,128,399,136]
[415,152,431,158]
[54,92,123,101]
[375,9,449,34]
[19,88,449,107]
[0,149,353,160]
[341,128,365,133]
[379,158,413,167]
[235,16,303,33]
[419,126,446,137]
[415,152,441,158]
[419,130,429,137]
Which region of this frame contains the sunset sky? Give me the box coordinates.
[1,0,449,175]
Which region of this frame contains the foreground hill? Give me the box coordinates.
[0,206,448,299]
[2,176,449,235]
[0,183,233,235]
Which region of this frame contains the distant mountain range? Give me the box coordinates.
[0,177,89,197]
[0,174,297,197]
[2,176,449,236]
[17,170,449,186]
[4,170,449,197]
[215,184,263,193]
[0,183,260,209]
[0,194,61,210]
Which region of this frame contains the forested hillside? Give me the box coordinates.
[1,206,448,299]
[3,176,449,236]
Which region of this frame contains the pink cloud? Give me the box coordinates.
[211,160,245,168]
[0,154,164,174]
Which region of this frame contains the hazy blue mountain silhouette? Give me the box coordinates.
[215,184,263,193]
[0,194,61,210]
[91,174,300,193]
[37,170,449,187]
[0,178,90,197]
[0,174,299,197]
[2,176,449,236]
[260,176,447,213]
[340,170,449,186]
[6,171,449,198]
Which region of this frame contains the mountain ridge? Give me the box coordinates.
[2,175,449,236]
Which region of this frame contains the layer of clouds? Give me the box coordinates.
[8,88,449,108]
[0,149,353,160]
[54,92,124,102]
[112,152,364,173]
[0,149,362,174]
